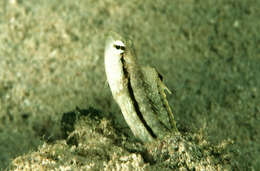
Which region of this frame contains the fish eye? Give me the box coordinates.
[114,45,121,50]
[120,46,125,50]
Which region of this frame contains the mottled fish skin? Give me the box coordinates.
[123,48,178,138]
[104,32,178,142]
[105,33,154,142]
[141,67,178,132]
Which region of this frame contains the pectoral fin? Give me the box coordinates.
[156,71,178,132]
